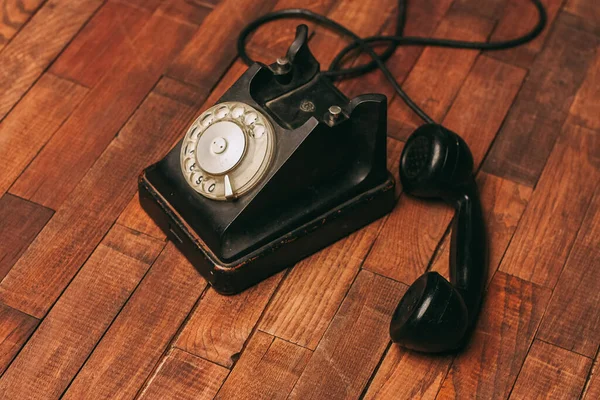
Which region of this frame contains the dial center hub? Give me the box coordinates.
[211,137,227,154]
[196,121,246,175]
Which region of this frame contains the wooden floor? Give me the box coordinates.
[0,0,598,398]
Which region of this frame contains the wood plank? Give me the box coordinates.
[563,0,600,36]
[584,357,600,400]
[510,340,592,400]
[431,173,533,284]
[451,0,507,20]
[338,0,453,101]
[536,185,600,357]
[489,0,564,68]
[245,0,338,63]
[174,272,283,368]
[306,0,398,68]
[155,0,214,26]
[117,193,166,241]
[436,272,552,399]
[257,137,403,350]
[499,124,600,288]
[112,0,163,12]
[188,0,221,8]
[363,347,453,400]
[9,11,199,210]
[0,194,53,281]
[365,56,526,284]
[288,270,406,399]
[0,0,103,120]
[62,243,207,400]
[567,48,600,132]
[387,9,495,140]
[0,81,202,318]
[167,0,280,87]
[215,331,311,399]
[0,0,45,51]
[483,21,598,187]
[0,302,38,376]
[0,225,164,400]
[258,220,384,350]
[138,348,228,400]
[152,75,208,107]
[0,73,88,197]
[50,0,154,88]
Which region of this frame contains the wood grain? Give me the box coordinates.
[536,185,600,358]
[387,9,494,139]
[50,1,154,88]
[0,82,202,318]
[510,340,592,400]
[215,331,311,399]
[0,0,44,50]
[338,0,453,101]
[563,0,600,35]
[174,272,283,368]
[0,302,38,376]
[437,273,551,399]
[363,347,453,400]
[584,357,600,400]
[288,270,406,399]
[10,11,198,210]
[0,73,88,197]
[246,0,338,62]
[451,0,507,20]
[167,0,280,88]
[155,0,215,26]
[365,56,526,284]
[152,75,209,107]
[483,20,598,187]
[308,0,397,68]
[0,225,164,400]
[138,348,229,400]
[431,173,533,284]
[0,194,53,281]
[258,138,403,350]
[436,272,552,399]
[0,0,103,120]
[62,243,207,400]
[567,48,600,132]
[499,124,599,288]
[489,0,564,68]
[117,193,166,241]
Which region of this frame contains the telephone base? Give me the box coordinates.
[139,172,395,294]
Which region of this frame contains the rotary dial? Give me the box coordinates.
[180,102,275,200]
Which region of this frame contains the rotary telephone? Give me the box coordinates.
[140,1,546,352]
[140,25,394,294]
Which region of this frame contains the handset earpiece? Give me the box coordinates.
[390,124,486,353]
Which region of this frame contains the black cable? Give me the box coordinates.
[237,0,547,124]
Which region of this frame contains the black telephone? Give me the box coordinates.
[140,1,546,353]
[140,25,394,295]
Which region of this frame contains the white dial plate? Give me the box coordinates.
[180,102,275,201]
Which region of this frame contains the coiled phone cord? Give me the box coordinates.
[237,0,547,124]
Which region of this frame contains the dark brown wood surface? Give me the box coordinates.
[0,0,598,399]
